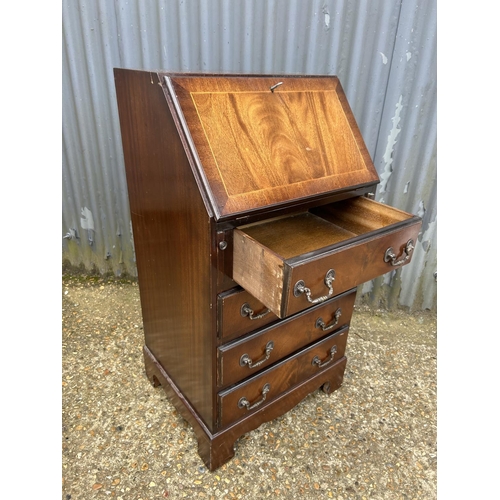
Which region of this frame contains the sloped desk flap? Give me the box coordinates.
[164,75,380,220]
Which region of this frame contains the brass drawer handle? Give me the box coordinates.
[238,383,271,410]
[384,239,415,266]
[294,269,335,304]
[240,341,275,369]
[315,308,342,331]
[240,303,271,321]
[312,345,338,369]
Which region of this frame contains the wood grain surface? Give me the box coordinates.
[114,70,421,471]
[217,287,279,343]
[217,336,348,427]
[233,197,422,318]
[217,290,355,388]
[167,75,379,218]
[143,343,347,471]
[114,68,216,429]
[285,222,422,317]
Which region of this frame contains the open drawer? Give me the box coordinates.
[232,196,422,319]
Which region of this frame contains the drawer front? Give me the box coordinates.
[218,289,355,387]
[284,222,420,317]
[218,287,279,343]
[217,328,349,427]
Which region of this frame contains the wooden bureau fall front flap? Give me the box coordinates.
[113,69,422,471]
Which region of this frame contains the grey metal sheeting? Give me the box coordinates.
[62,0,437,311]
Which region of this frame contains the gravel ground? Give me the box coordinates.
[62,276,437,500]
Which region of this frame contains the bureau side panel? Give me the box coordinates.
[114,69,214,429]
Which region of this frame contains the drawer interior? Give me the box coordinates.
[233,195,421,319]
[239,196,413,259]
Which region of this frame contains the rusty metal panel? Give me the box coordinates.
[360,0,437,311]
[62,0,436,310]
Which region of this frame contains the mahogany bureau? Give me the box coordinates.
[114,70,422,470]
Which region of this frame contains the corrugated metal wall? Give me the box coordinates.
[62,0,436,311]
